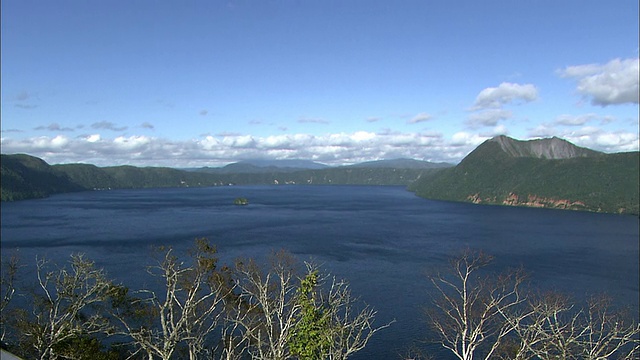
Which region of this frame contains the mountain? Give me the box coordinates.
[347,158,453,169]
[0,154,85,201]
[53,163,228,189]
[1,154,449,201]
[409,135,639,215]
[7,138,634,215]
[195,159,329,174]
[236,159,329,169]
[489,135,601,159]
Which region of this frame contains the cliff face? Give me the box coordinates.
[467,192,590,211]
[489,135,601,159]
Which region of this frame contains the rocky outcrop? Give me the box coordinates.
[489,135,601,159]
[467,192,589,211]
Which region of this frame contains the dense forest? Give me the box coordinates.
[0,153,446,202]
[410,137,640,215]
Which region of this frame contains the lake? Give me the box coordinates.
[1,185,638,359]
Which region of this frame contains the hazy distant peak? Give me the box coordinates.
[489,135,601,159]
[233,159,328,169]
[349,158,453,169]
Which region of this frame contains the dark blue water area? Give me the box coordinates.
[1,185,638,359]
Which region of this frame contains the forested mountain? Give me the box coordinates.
[1,154,447,201]
[3,136,638,215]
[196,159,329,174]
[0,154,85,201]
[409,136,639,214]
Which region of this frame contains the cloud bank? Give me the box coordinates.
[0,131,475,167]
[2,128,636,168]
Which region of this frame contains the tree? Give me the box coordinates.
[14,254,113,360]
[321,271,393,360]
[425,249,526,360]
[1,243,387,359]
[225,254,392,360]
[225,250,301,360]
[1,253,19,345]
[508,292,640,359]
[110,238,229,360]
[289,268,332,359]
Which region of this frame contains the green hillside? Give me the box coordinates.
[1,154,445,202]
[0,154,85,201]
[5,137,637,215]
[410,139,639,215]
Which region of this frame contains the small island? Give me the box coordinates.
[234,197,249,206]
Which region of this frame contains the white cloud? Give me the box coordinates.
[34,123,75,132]
[407,113,433,124]
[553,113,616,126]
[113,136,151,151]
[2,126,635,168]
[554,114,596,126]
[51,135,70,148]
[563,128,639,153]
[91,121,128,132]
[559,57,639,106]
[472,82,538,109]
[86,134,101,143]
[527,124,557,138]
[297,117,330,124]
[450,132,488,147]
[352,131,376,141]
[482,124,509,137]
[221,135,256,148]
[467,109,512,127]
[0,131,460,166]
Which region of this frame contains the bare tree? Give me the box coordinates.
[226,250,301,360]
[509,292,640,359]
[15,254,112,360]
[425,249,526,360]
[321,271,394,360]
[1,253,20,345]
[110,238,229,360]
[217,296,250,360]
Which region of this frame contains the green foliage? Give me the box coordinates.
[410,141,640,214]
[289,270,332,359]
[1,154,85,201]
[50,335,121,360]
[234,197,249,205]
[2,153,450,202]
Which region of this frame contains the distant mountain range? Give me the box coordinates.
[193,158,449,174]
[193,159,330,174]
[2,135,637,215]
[409,135,639,215]
[0,155,448,201]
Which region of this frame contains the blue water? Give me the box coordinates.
[1,185,638,358]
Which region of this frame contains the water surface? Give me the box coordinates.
[2,185,638,358]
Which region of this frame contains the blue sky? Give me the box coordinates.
[1,1,638,167]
